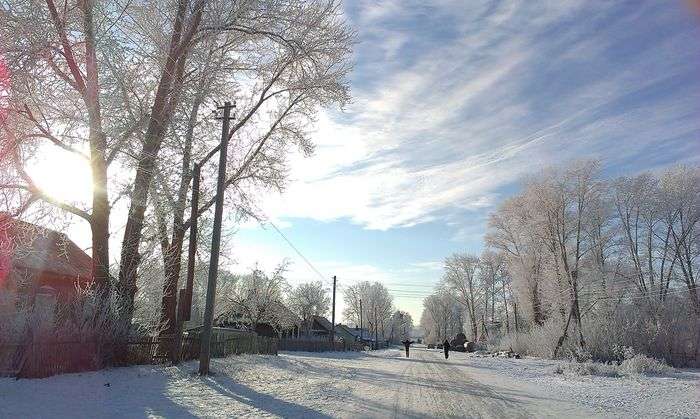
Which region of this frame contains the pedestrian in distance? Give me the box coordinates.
[443,339,451,359]
[401,339,414,357]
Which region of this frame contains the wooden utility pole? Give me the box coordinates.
[374,306,378,350]
[198,102,234,375]
[330,275,336,345]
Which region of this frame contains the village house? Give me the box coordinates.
[215,301,301,338]
[306,315,334,338]
[335,323,372,343]
[334,323,359,342]
[0,214,92,309]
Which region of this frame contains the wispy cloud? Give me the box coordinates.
[256,1,699,236]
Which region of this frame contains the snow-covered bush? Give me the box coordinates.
[619,354,674,375]
[563,346,592,363]
[494,319,564,358]
[551,354,673,378]
[557,361,621,378]
[581,302,698,367]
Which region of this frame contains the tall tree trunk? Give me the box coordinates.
[116,1,201,329]
[158,89,203,338]
[572,277,586,350]
[531,280,544,325]
[160,238,185,334]
[554,302,575,358]
[502,284,510,333]
[81,0,110,294]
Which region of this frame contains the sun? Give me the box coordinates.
[28,147,94,206]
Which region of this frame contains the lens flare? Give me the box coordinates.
[0,216,11,288]
[0,55,8,122]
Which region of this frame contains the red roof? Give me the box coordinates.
[0,214,92,282]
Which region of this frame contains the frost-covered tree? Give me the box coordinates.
[388,310,413,343]
[218,262,288,331]
[421,291,463,343]
[343,281,393,339]
[150,0,354,338]
[288,281,330,336]
[0,0,354,338]
[480,161,700,364]
[480,249,511,334]
[443,253,481,341]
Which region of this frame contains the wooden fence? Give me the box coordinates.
[209,334,278,357]
[278,339,364,352]
[1,334,374,378]
[0,333,277,379]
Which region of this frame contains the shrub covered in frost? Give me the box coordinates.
[551,354,674,378]
[619,354,674,375]
[555,361,621,378]
[493,319,564,358]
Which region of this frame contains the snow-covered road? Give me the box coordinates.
[361,346,530,418]
[1,345,698,418]
[336,346,614,418]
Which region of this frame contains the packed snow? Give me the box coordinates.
[1,345,698,418]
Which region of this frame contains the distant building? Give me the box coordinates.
[308,315,334,337]
[335,324,372,343]
[216,301,301,338]
[334,323,357,342]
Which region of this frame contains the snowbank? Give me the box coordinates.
[464,353,700,418]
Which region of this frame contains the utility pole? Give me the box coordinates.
[198,101,234,376]
[330,275,336,346]
[359,299,363,343]
[374,306,378,350]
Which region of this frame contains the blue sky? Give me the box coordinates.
[222,1,700,322]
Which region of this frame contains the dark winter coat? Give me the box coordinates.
[402,340,414,350]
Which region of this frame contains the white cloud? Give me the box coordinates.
[249,2,696,235]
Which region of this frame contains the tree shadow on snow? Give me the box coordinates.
[201,373,332,418]
[0,364,201,419]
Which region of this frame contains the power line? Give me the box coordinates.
[265,219,329,283]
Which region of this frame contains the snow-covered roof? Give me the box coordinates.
[311,315,333,331]
[0,214,92,280]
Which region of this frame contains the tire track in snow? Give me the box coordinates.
[391,352,415,418]
[390,347,530,418]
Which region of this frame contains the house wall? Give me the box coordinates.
[4,267,84,307]
[334,327,356,342]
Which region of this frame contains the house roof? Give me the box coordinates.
[338,325,370,338]
[0,214,92,280]
[334,324,358,339]
[311,315,333,331]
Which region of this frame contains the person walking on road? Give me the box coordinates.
[401,339,414,358]
[443,339,451,359]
